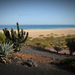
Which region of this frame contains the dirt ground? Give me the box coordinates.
[10,52,56,63]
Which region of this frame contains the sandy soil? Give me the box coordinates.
[0,28,75,38]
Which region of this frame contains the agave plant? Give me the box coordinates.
[0,42,14,63]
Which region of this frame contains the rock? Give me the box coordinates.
[50,62,54,64]
[43,61,45,63]
[23,60,37,67]
[26,60,33,67]
[64,53,66,55]
[6,58,11,63]
[41,53,43,55]
[18,58,21,60]
[52,58,55,60]
[53,58,55,60]
[32,61,37,67]
[17,61,23,64]
[14,56,18,59]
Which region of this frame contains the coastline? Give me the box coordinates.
[0,28,75,38]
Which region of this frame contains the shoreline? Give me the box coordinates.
[0,28,75,38]
[0,27,75,30]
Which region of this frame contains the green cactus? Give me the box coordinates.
[0,42,14,63]
[3,22,28,52]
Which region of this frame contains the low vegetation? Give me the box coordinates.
[0,31,75,54]
[54,34,59,36]
[39,35,44,37]
[0,32,6,42]
[0,42,14,63]
[60,57,75,72]
[25,34,75,49]
[24,34,75,55]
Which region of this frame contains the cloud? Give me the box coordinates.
[18,14,30,16]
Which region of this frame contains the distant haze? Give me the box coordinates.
[0,0,75,25]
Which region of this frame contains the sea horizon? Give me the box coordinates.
[0,25,75,30]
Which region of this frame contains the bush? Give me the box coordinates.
[24,34,75,50]
[51,33,53,35]
[54,34,59,36]
[0,32,6,42]
[41,43,47,48]
[66,38,75,55]
[47,34,50,36]
[50,35,54,39]
[60,57,75,72]
[67,34,71,37]
[36,42,41,47]
[28,37,33,39]
[33,38,45,42]
[39,35,44,37]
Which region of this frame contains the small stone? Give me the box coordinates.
[18,58,21,60]
[46,61,49,63]
[48,61,51,63]
[53,58,55,60]
[39,61,41,63]
[25,60,33,67]
[41,53,43,55]
[17,61,23,64]
[43,61,45,63]
[25,65,28,67]
[64,53,66,55]
[6,59,11,63]
[32,61,37,67]
[14,56,17,59]
[52,58,55,60]
[50,62,54,64]
[45,56,46,58]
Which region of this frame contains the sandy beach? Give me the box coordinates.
[0,28,75,38]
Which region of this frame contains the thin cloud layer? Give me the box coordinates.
[18,14,30,16]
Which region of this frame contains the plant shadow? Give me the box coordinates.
[25,45,75,57]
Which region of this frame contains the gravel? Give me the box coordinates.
[19,46,69,60]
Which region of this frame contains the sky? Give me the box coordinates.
[0,0,75,25]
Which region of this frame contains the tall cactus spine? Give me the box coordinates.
[3,22,28,52]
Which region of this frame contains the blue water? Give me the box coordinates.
[0,25,75,30]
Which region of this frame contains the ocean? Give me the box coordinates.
[0,25,75,30]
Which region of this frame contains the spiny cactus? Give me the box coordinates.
[3,22,28,52]
[0,42,14,63]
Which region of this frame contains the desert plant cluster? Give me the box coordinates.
[25,33,75,54]
[60,57,75,72]
[0,22,28,63]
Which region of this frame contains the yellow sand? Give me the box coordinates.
[0,28,75,38]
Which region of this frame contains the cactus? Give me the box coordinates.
[0,42,14,63]
[3,22,28,52]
